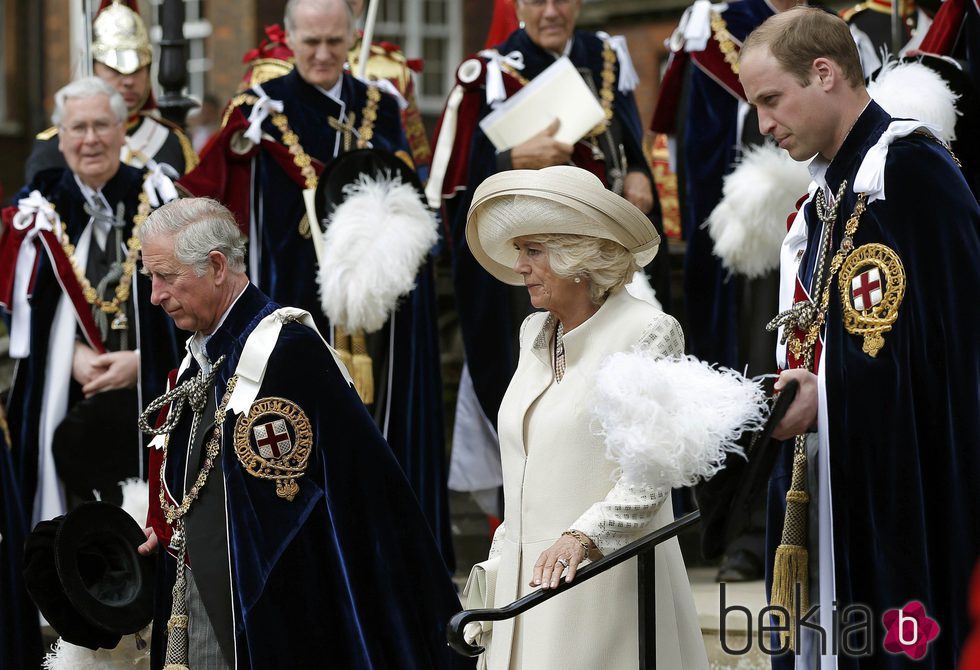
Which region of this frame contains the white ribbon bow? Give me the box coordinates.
[9,191,60,358]
[356,77,408,110]
[142,161,180,209]
[596,32,640,93]
[478,49,525,105]
[854,120,939,204]
[244,83,285,145]
[672,0,728,53]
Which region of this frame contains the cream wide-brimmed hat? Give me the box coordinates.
[465,165,660,286]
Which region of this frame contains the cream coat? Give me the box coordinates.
[484,289,708,669]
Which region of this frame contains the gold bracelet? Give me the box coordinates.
[562,529,594,560]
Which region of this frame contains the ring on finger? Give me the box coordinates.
[557,557,570,569]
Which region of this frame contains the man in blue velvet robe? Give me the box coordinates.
[0,78,181,524]
[179,0,453,570]
[429,0,666,513]
[740,8,980,667]
[137,198,466,670]
[0,78,180,666]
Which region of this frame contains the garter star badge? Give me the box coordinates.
[234,397,312,501]
[839,243,906,357]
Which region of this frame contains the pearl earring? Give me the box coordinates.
[574,277,582,284]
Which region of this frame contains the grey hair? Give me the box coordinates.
[139,198,247,276]
[519,232,638,305]
[284,0,355,39]
[52,77,127,127]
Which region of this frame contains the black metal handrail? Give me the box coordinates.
[447,510,701,668]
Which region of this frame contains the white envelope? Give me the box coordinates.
[479,57,606,151]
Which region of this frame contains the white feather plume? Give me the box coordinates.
[42,634,151,670]
[119,478,148,526]
[592,352,768,489]
[869,59,960,142]
[318,173,439,333]
[624,271,662,311]
[706,143,811,278]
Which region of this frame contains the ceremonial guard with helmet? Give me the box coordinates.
[24,0,198,184]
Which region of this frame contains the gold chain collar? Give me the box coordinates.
[158,374,238,526]
[227,85,383,192]
[768,183,869,369]
[54,177,152,316]
[710,11,741,76]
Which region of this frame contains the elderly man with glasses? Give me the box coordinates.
[24,0,197,183]
[0,77,182,532]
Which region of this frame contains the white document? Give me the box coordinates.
[479,57,606,151]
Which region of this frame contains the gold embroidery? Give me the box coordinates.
[220,94,259,129]
[710,11,741,76]
[233,397,313,501]
[839,243,905,356]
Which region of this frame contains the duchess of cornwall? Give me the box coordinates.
[463,166,708,669]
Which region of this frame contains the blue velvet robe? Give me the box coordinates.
[1,165,179,666]
[180,71,454,570]
[5,165,182,518]
[766,102,980,668]
[0,422,41,668]
[444,28,661,429]
[681,0,774,368]
[149,285,469,669]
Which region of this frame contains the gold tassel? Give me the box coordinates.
[770,437,810,652]
[350,330,374,405]
[333,326,353,374]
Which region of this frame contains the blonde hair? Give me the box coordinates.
[519,233,638,304]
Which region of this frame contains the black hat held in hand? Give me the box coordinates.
[23,501,154,650]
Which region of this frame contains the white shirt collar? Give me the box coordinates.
[188,282,250,375]
[545,38,574,60]
[315,77,344,104]
[73,174,112,213]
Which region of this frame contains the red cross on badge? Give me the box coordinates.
[851,267,883,311]
[253,419,292,459]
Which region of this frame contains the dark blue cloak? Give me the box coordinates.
[766,102,980,668]
[0,417,42,668]
[5,165,182,518]
[149,285,470,669]
[681,0,775,368]
[180,71,454,571]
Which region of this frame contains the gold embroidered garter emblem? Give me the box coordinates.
[233,397,313,501]
[838,243,906,357]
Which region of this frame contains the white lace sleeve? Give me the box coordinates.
[488,520,506,559]
[569,480,670,556]
[638,313,685,358]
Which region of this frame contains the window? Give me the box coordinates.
[371,0,462,114]
[148,0,213,102]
